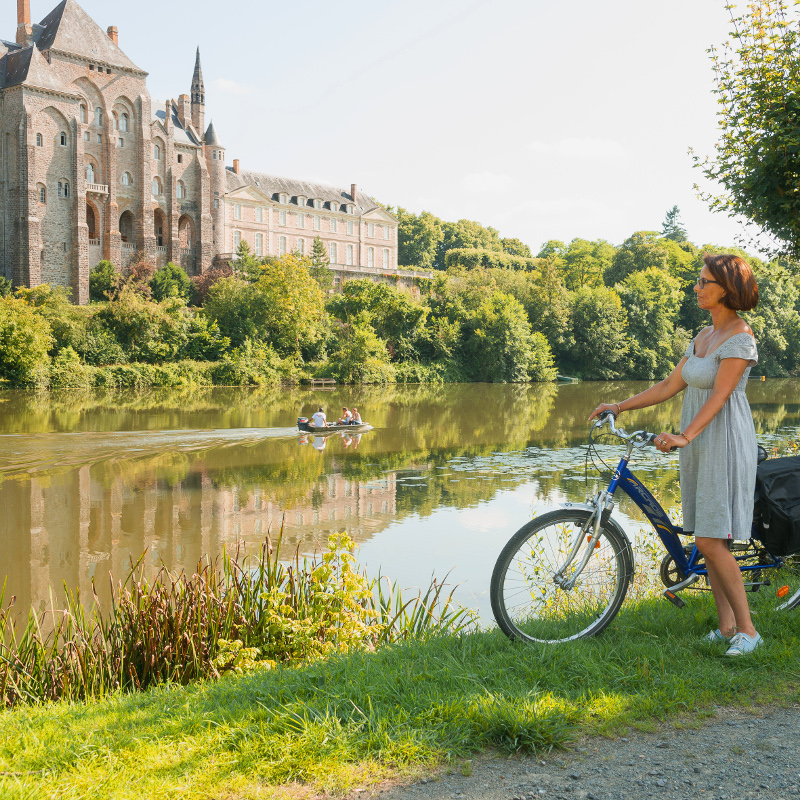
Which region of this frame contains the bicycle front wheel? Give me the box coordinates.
[490,509,633,644]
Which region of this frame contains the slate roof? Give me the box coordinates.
[226,169,381,214]
[35,0,143,73]
[1,44,68,93]
[152,101,200,146]
[204,121,221,146]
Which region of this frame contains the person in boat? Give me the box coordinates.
[337,407,352,425]
[350,408,362,424]
[311,407,328,428]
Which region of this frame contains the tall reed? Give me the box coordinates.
[0,528,473,707]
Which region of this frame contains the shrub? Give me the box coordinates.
[0,296,53,386]
[48,346,95,389]
[0,276,12,297]
[327,323,396,384]
[444,248,536,271]
[209,338,282,386]
[14,283,88,356]
[89,260,120,301]
[191,264,233,306]
[151,262,192,302]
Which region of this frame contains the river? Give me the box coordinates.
[1,380,798,623]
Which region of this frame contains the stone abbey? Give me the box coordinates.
[1,0,410,304]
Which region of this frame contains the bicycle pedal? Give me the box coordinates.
[663,590,685,608]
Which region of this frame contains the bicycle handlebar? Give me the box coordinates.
[593,411,677,452]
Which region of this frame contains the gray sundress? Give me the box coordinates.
[679,331,759,540]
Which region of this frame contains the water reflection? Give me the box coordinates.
[1,380,798,622]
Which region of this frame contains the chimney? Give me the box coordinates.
[178,94,191,128]
[350,183,358,204]
[233,159,240,174]
[107,26,118,45]
[16,0,32,46]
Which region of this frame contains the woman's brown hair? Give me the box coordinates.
[702,253,759,311]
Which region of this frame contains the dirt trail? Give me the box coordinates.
[338,704,800,800]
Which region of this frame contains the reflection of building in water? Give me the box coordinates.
[0,465,397,619]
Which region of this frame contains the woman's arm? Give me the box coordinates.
[654,357,750,452]
[588,358,688,421]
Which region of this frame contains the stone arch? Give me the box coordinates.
[84,156,100,185]
[153,208,167,248]
[72,77,107,119]
[112,95,136,127]
[119,210,136,246]
[152,134,166,179]
[178,214,195,249]
[86,198,100,241]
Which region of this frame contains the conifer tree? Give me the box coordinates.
[309,236,334,290]
[661,206,688,243]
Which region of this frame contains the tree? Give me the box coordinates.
[434,219,503,270]
[616,268,688,379]
[309,236,334,291]
[0,295,52,385]
[463,291,556,383]
[150,263,192,302]
[661,205,688,242]
[561,238,615,290]
[561,286,630,379]
[231,240,263,283]
[692,1,800,259]
[604,231,669,286]
[500,237,532,258]
[395,208,443,270]
[89,260,120,301]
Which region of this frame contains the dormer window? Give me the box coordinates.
[347,204,354,214]
[314,199,321,209]
[280,193,288,204]
[297,196,306,207]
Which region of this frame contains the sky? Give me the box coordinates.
[24,0,756,254]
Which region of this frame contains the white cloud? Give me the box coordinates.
[213,78,252,95]
[460,171,514,193]
[528,138,626,159]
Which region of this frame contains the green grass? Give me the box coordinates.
[2,591,800,799]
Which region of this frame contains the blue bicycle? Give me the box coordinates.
[490,411,800,644]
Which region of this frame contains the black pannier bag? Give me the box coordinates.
[755,455,800,557]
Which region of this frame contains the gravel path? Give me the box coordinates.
[342,705,800,800]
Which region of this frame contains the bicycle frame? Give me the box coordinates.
[605,438,783,581]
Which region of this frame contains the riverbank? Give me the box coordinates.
[2,593,800,799]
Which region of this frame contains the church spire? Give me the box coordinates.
[191,47,205,135]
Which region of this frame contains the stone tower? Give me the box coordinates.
[204,121,226,257]
[191,48,205,136]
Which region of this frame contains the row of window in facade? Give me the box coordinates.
[231,231,392,267]
[232,204,393,239]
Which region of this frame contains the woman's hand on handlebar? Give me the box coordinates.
[588,403,619,422]
[654,432,686,454]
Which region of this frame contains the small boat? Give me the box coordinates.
[297,417,371,433]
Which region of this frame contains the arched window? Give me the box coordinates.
[152,177,161,196]
[297,238,305,255]
[36,133,42,146]
[80,105,87,123]
[38,185,46,204]
[86,163,95,183]
[121,172,131,186]
[255,233,263,256]
[279,236,286,255]
[60,132,67,146]
[94,107,103,126]
[153,144,160,160]
[177,181,185,199]
[58,180,70,199]
[368,247,374,268]
[120,113,129,132]
[383,248,389,269]
[330,242,337,263]
[233,230,241,249]
[346,244,353,265]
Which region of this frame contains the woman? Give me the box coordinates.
[589,253,761,656]
[351,408,362,424]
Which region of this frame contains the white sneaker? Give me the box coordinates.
[704,629,730,644]
[724,631,763,656]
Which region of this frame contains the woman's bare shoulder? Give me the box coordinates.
[731,319,754,337]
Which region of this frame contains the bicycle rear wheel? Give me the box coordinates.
[754,555,800,611]
[490,509,634,644]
